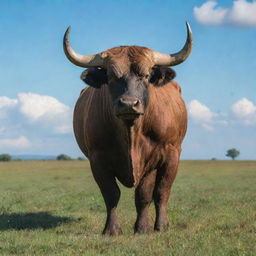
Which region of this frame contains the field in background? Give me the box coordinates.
[0,160,255,256]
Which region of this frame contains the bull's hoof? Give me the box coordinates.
[134,223,150,234]
[102,225,122,236]
[154,221,169,232]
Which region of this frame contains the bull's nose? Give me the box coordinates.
[116,97,143,119]
[119,97,140,108]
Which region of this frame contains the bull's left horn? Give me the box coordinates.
[153,22,193,66]
[63,26,104,68]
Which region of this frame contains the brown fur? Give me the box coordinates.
[73,46,187,235]
[104,46,154,77]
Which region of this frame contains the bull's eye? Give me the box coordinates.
[137,74,149,80]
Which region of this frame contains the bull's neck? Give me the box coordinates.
[119,120,144,186]
[100,86,145,186]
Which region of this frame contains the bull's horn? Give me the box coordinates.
[153,22,193,66]
[63,26,104,68]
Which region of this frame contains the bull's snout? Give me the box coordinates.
[116,96,144,120]
[119,97,140,108]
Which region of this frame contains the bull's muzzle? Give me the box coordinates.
[116,97,144,120]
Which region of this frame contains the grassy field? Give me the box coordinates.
[0,160,255,256]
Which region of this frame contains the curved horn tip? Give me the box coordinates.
[152,21,193,66]
[185,21,191,30]
[64,26,71,39]
[186,21,192,37]
[185,22,192,36]
[62,26,104,68]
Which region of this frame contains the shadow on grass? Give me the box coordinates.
[0,211,73,230]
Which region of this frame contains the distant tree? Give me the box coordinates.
[56,154,72,160]
[226,148,240,160]
[77,157,86,161]
[0,154,12,162]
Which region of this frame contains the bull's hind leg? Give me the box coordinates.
[153,149,180,231]
[90,156,122,236]
[134,169,157,234]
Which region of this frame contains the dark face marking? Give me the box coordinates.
[100,46,153,122]
[107,72,149,121]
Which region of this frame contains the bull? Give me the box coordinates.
[63,22,192,235]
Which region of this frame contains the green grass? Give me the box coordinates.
[0,160,255,255]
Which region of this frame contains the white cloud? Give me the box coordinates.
[188,100,217,122]
[229,0,256,26]
[0,93,73,154]
[188,100,229,131]
[194,1,228,25]
[17,93,72,134]
[0,96,18,109]
[0,96,18,119]
[18,93,70,123]
[232,98,256,125]
[0,136,30,149]
[0,93,72,135]
[194,0,256,27]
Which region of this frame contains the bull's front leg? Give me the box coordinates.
[153,149,180,231]
[90,153,122,236]
[134,169,157,234]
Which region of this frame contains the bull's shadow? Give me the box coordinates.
[0,211,72,231]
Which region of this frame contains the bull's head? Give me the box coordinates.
[63,23,192,123]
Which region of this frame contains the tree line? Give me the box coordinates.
[0,149,240,162]
[0,154,86,161]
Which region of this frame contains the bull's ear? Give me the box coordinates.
[80,68,108,88]
[150,67,176,87]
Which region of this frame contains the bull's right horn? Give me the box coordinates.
[63,26,104,68]
[153,22,193,66]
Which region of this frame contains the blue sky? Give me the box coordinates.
[0,0,255,159]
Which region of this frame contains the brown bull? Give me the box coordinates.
[63,23,193,235]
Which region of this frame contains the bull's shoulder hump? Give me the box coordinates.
[77,86,99,102]
[80,86,91,96]
[168,80,182,94]
[150,80,182,96]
